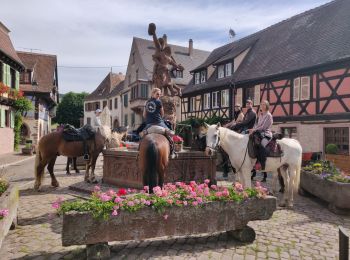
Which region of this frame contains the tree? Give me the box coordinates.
[13,97,33,150]
[54,92,88,128]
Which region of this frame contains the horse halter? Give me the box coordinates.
[206,129,221,151]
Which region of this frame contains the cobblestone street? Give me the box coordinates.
[0,158,349,260]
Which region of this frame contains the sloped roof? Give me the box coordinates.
[0,22,24,68]
[184,0,350,95]
[17,51,57,93]
[108,80,125,98]
[85,72,125,101]
[133,37,210,85]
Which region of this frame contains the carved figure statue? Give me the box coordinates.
[148,23,183,97]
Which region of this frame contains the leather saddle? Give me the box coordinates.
[248,132,284,158]
[62,124,95,142]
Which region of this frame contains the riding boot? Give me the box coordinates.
[251,169,256,180]
[164,133,176,159]
[262,172,267,182]
[259,144,267,171]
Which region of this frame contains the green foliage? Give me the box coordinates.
[302,160,350,183]
[13,97,33,114]
[0,179,8,196]
[325,143,338,154]
[53,92,88,128]
[13,113,22,151]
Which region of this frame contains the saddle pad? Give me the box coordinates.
[62,124,95,142]
[266,140,284,157]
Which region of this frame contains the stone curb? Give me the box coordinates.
[0,155,35,169]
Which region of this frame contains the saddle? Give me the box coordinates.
[62,124,95,142]
[140,125,175,157]
[248,132,284,158]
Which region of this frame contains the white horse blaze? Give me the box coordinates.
[206,125,302,207]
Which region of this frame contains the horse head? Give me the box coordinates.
[107,126,129,148]
[205,123,221,156]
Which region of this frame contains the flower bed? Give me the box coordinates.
[0,181,19,249]
[301,161,350,214]
[59,181,276,259]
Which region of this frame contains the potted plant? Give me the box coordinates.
[172,135,183,152]
[300,160,350,214]
[21,139,33,155]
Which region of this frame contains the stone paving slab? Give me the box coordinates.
[0,167,349,259]
[0,152,34,169]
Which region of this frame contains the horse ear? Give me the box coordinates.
[204,123,210,129]
[216,122,221,129]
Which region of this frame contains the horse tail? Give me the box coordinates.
[293,151,302,193]
[145,140,158,193]
[34,150,44,182]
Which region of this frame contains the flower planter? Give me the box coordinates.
[62,196,276,259]
[0,184,19,249]
[174,142,183,152]
[325,154,350,174]
[300,170,350,214]
[21,147,33,155]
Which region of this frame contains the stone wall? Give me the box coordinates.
[0,128,14,155]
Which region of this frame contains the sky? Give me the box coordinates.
[1,0,331,94]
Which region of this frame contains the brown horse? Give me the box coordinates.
[138,133,170,193]
[34,126,124,191]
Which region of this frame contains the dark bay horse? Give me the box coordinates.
[34,126,123,191]
[139,133,170,193]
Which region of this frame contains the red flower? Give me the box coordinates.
[117,188,127,196]
[172,135,183,143]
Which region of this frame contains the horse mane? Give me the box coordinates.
[218,126,246,144]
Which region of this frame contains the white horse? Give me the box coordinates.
[205,123,302,207]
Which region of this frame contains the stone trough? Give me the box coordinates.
[300,170,350,214]
[62,196,277,259]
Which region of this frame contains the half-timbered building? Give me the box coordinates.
[182,0,350,156]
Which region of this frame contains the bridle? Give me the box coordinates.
[206,128,221,152]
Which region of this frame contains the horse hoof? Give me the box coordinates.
[279,202,287,207]
[52,181,59,188]
[66,172,71,175]
[34,182,41,191]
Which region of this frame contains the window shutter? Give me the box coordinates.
[0,109,5,127]
[15,71,19,90]
[254,85,261,105]
[2,64,6,84]
[10,111,15,128]
[7,65,11,86]
[235,88,242,106]
[293,78,300,101]
[300,76,310,100]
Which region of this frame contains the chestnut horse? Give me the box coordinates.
[34,125,124,191]
[139,133,170,193]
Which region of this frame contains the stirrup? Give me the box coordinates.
[83,154,90,161]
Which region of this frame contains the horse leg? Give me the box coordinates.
[34,152,48,191]
[47,156,59,187]
[279,168,290,207]
[89,155,99,184]
[73,157,80,173]
[84,160,91,182]
[240,167,252,188]
[271,170,279,195]
[66,157,71,175]
[286,166,297,208]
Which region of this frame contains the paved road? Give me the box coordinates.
[0,157,349,259]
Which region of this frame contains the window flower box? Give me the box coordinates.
[0,183,19,249]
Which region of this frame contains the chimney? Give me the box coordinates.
[162,34,168,46]
[189,39,193,56]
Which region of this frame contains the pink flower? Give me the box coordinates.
[143,186,149,192]
[163,214,169,220]
[144,200,151,206]
[167,199,173,204]
[204,188,210,196]
[215,192,223,197]
[153,186,161,194]
[176,200,182,205]
[204,179,210,184]
[107,189,116,197]
[255,181,261,187]
[0,209,9,218]
[222,189,229,197]
[190,191,197,197]
[211,185,218,190]
[112,209,118,216]
[192,201,198,206]
[99,193,112,202]
[51,202,60,210]
[127,201,135,207]
[183,201,188,206]
[134,199,140,204]
[113,205,119,210]
[114,197,123,203]
[196,197,203,203]
[94,185,101,192]
[234,182,243,192]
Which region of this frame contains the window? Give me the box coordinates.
[87,117,91,125]
[245,87,255,104]
[95,102,100,110]
[324,127,349,155]
[225,63,232,77]
[218,65,225,79]
[294,76,310,101]
[123,94,128,107]
[109,100,112,110]
[124,114,128,126]
[10,68,15,88]
[141,84,148,98]
[176,70,183,78]
[212,91,219,108]
[203,93,210,109]
[131,113,135,126]
[190,97,196,112]
[200,70,206,83]
[235,88,242,107]
[221,89,229,107]
[103,100,107,108]
[281,127,297,139]
[254,85,261,105]
[114,98,118,109]
[194,72,200,84]
[5,110,9,127]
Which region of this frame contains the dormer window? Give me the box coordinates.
[195,72,200,84]
[218,62,233,79]
[218,65,225,79]
[20,70,32,84]
[176,70,183,78]
[200,71,206,83]
[225,63,232,77]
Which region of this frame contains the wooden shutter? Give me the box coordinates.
[0,109,5,127]
[235,88,242,106]
[300,76,310,100]
[2,63,6,84]
[293,78,300,101]
[15,71,19,90]
[7,65,11,86]
[254,85,261,105]
[10,111,15,128]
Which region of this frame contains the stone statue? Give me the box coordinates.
[148,23,183,97]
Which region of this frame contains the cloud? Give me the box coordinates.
[0,0,331,93]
